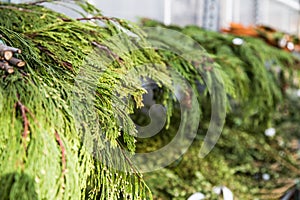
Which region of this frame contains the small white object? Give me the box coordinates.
[287,42,295,51]
[41,169,46,175]
[35,177,41,183]
[187,192,205,200]
[274,66,282,74]
[222,186,234,200]
[213,186,234,200]
[279,38,287,48]
[232,38,244,46]
[265,128,276,137]
[296,89,300,97]
[262,173,271,181]
[213,186,222,195]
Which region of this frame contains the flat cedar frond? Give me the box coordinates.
[0,2,170,200]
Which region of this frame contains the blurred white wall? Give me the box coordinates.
[171,0,204,26]
[222,0,300,34]
[89,0,164,22]
[2,0,300,35]
[93,0,299,34]
[266,0,299,34]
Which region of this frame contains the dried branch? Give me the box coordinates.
[5,46,21,54]
[9,57,26,68]
[0,61,14,74]
[0,44,13,61]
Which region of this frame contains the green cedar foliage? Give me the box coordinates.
[0,1,227,199]
[140,19,300,199]
[0,2,170,199]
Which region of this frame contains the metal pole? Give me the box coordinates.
[298,0,300,37]
[202,0,221,31]
[225,0,233,25]
[164,0,172,25]
[254,0,259,25]
[194,0,199,25]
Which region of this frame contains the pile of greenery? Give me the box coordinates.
[140,19,300,199]
[0,1,227,199]
[1,1,300,199]
[0,2,171,199]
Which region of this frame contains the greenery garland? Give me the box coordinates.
[1,2,300,200]
[140,19,300,199]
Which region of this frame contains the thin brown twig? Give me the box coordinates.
[16,96,39,150]
[55,131,67,178]
[259,181,295,199]
[17,100,29,140]
[60,16,118,23]
[117,140,142,178]
[92,41,123,63]
[24,107,40,128]
[18,69,29,77]
[255,142,300,175]
[11,103,17,131]
[76,16,118,22]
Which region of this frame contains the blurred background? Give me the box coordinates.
[2,0,300,35]
[93,0,300,35]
